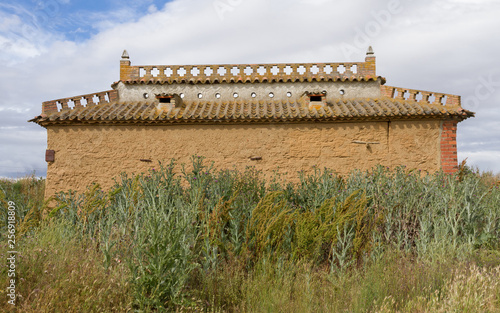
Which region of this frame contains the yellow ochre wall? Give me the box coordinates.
[45,120,442,197]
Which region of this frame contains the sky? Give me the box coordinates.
[0,0,499,178]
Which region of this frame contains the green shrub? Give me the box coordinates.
[7,158,499,311]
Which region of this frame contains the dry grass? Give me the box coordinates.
[187,252,500,313]
[375,264,500,313]
[1,161,499,312]
[0,220,132,313]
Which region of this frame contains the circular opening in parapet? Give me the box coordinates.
[233,92,239,98]
[269,92,274,98]
[198,93,203,99]
[286,92,292,97]
[251,92,257,98]
[180,93,185,98]
[339,89,345,95]
[143,93,149,99]
[215,93,221,99]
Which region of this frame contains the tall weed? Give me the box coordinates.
[9,158,500,311]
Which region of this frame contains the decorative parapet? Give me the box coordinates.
[381,85,461,107]
[42,90,118,115]
[119,49,377,84]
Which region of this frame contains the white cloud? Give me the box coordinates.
[148,4,158,14]
[0,6,59,65]
[1,0,500,177]
[459,150,500,173]
[0,10,21,31]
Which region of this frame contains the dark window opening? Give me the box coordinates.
[158,97,172,103]
[310,95,322,102]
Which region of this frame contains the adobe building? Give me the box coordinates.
[31,47,474,197]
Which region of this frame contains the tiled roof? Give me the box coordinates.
[120,75,384,85]
[30,98,474,126]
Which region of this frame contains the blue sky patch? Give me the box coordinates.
[0,0,172,41]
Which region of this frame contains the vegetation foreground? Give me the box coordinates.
[1,158,499,312]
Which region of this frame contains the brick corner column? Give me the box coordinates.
[440,120,458,174]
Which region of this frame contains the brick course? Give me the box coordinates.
[440,120,459,173]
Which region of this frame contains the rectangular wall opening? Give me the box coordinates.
[159,97,172,103]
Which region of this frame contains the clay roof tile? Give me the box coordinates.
[32,96,475,126]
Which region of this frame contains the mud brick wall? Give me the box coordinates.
[44,120,444,197]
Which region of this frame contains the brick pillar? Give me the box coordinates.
[364,46,376,77]
[440,120,458,173]
[120,50,132,81]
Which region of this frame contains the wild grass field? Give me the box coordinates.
[1,158,499,312]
